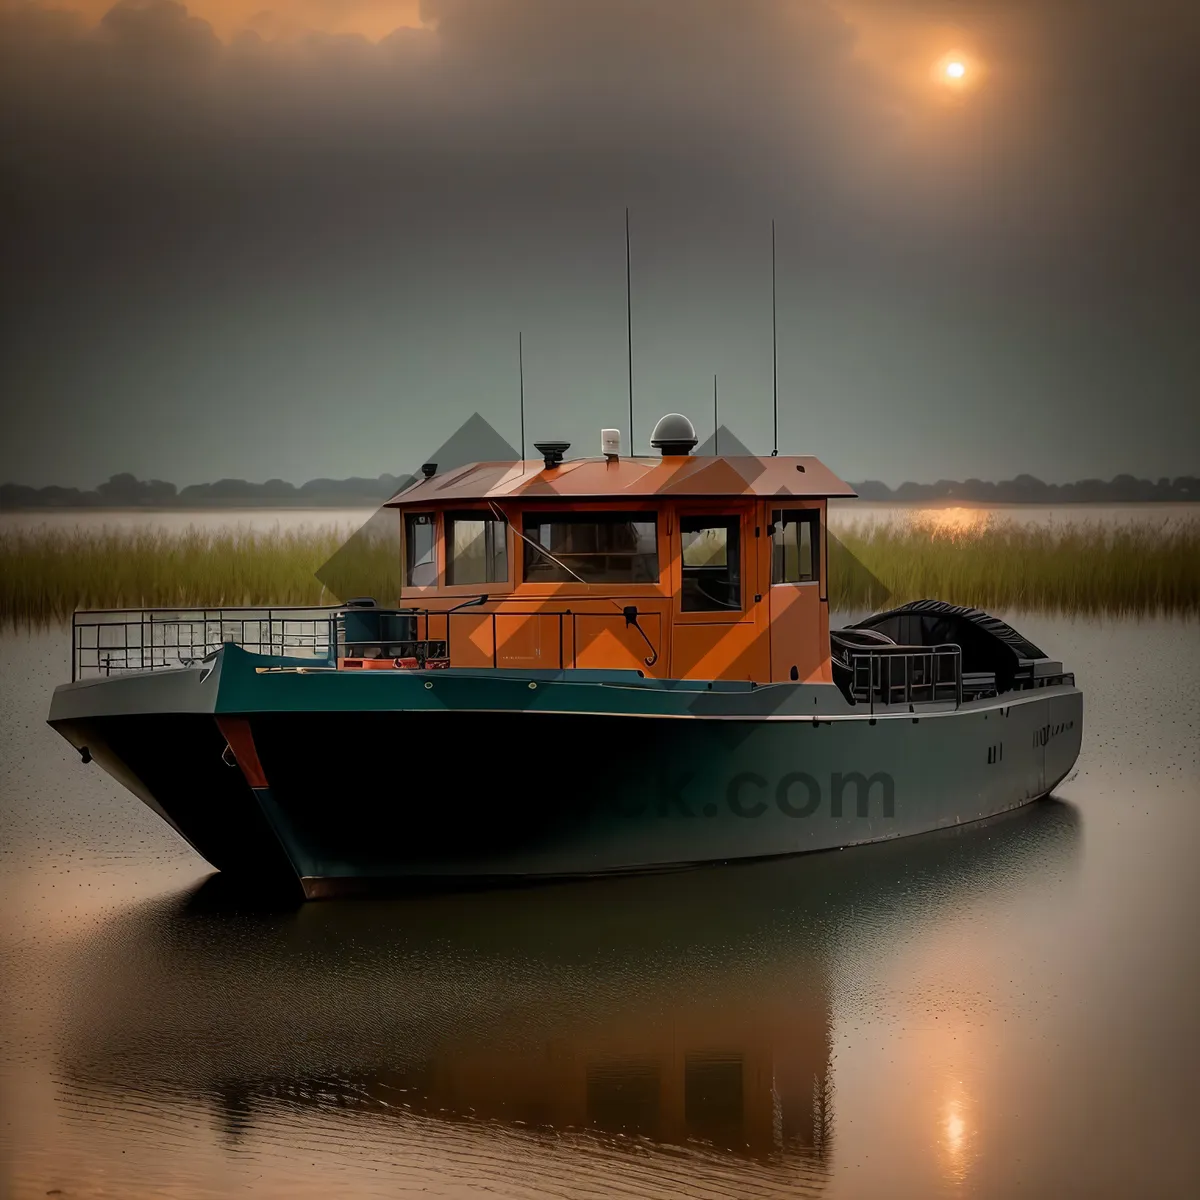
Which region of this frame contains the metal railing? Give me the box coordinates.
[849,644,963,711]
[71,608,341,680]
[68,602,664,680]
[423,609,637,671]
[70,605,970,702]
[401,606,660,671]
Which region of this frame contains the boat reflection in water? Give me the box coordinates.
[59,800,1080,1190]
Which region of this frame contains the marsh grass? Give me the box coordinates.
[830,516,1200,615]
[1,516,1197,626]
[0,525,401,626]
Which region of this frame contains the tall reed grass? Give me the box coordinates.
[829,516,1200,615]
[0,525,400,626]
[1,516,1196,626]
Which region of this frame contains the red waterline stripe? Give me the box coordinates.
[215,716,270,789]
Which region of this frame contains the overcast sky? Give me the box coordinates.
[1,0,1197,488]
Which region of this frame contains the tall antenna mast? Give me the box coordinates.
[518,331,526,475]
[771,218,778,456]
[626,207,634,456]
[713,373,719,456]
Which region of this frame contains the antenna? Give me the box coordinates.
[518,331,526,475]
[626,206,634,457]
[713,373,719,456]
[771,218,778,457]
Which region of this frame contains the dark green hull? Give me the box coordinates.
[49,646,1083,899]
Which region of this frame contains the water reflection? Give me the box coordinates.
[940,1085,973,1186]
[57,801,1079,1188]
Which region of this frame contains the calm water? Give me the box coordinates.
[2,617,1198,1198]
[2,502,1198,537]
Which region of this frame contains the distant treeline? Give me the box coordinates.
[1,470,1198,509]
[0,472,408,509]
[852,474,1199,503]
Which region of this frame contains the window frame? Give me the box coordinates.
[444,509,510,589]
[678,513,744,616]
[672,504,752,624]
[769,507,821,586]
[402,510,439,592]
[516,504,667,595]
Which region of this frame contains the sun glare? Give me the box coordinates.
[933,50,978,91]
[906,507,994,540]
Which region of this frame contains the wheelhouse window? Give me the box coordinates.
[446,513,508,585]
[523,511,658,584]
[680,516,741,612]
[404,513,437,586]
[771,509,820,583]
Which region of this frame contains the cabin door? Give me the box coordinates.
[669,508,759,680]
[767,506,827,683]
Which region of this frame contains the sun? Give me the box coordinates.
[933,51,978,90]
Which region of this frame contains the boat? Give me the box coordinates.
[46,413,1083,899]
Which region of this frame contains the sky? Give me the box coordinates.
[1,0,1197,489]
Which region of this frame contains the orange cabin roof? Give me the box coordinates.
[384,454,857,509]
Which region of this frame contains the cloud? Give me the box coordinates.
[1,0,1196,301]
[96,0,220,59]
[2,0,1192,250]
[0,2,868,126]
[0,1,884,261]
[32,0,426,41]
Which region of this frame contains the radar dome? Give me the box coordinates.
[649,413,698,456]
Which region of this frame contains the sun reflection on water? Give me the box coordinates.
[940,1085,974,1185]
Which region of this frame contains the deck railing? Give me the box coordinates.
[70,608,341,680]
[68,604,651,680]
[849,644,963,711]
[70,607,961,701]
